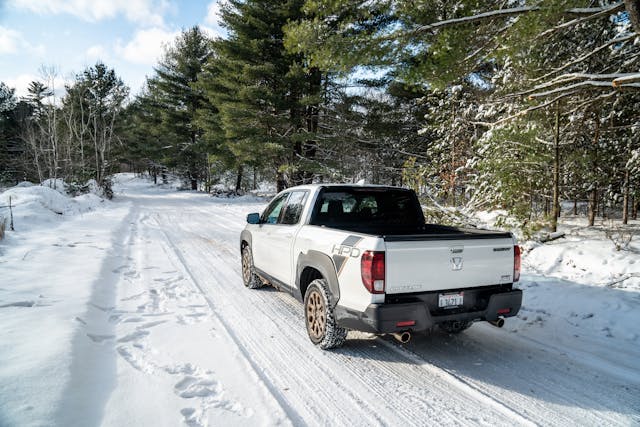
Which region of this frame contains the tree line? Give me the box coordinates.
[1,0,639,233]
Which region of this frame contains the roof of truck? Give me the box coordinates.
[281,183,408,192]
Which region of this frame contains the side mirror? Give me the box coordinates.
[246,213,260,224]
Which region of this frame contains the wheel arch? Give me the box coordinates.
[296,250,340,307]
[240,229,252,253]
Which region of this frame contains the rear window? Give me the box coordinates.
[310,187,425,233]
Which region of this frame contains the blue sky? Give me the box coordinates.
[0,0,225,97]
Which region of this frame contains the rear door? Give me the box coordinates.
[384,237,516,294]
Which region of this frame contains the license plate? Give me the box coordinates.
[438,292,464,308]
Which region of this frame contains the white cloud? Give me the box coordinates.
[4,73,39,97]
[0,25,45,56]
[86,44,109,61]
[115,27,178,65]
[0,26,22,54]
[204,1,223,27]
[8,0,170,27]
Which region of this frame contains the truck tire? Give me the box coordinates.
[304,279,347,349]
[438,320,472,334]
[241,245,263,289]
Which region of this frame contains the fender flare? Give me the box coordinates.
[296,250,340,308]
[240,229,252,253]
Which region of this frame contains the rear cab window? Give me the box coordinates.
[310,187,425,234]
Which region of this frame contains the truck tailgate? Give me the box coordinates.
[384,236,515,294]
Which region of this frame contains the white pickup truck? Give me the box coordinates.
[240,184,522,349]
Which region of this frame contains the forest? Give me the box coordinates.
[1,0,639,235]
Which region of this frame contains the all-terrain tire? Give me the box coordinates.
[241,245,263,289]
[438,320,472,334]
[304,279,347,350]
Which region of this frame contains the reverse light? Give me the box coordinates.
[514,245,521,282]
[361,251,385,294]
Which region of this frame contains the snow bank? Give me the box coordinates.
[41,178,68,194]
[0,184,104,235]
[523,232,640,291]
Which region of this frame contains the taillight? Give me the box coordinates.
[361,251,385,294]
[514,245,521,282]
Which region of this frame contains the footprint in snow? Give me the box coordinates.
[117,329,150,343]
[90,303,114,312]
[112,265,128,274]
[0,301,35,308]
[180,407,203,427]
[87,333,115,343]
[116,345,155,374]
[137,320,168,329]
[122,316,145,323]
[121,291,146,302]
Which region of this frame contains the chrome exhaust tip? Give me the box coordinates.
[489,317,505,328]
[392,331,411,344]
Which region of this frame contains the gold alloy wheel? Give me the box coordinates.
[242,249,251,285]
[306,289,326,340]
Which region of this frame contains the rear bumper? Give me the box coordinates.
[335,289,522,334]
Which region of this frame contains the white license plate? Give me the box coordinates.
[438,292,464,308]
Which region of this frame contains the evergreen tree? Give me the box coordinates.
[200,0,324,192]
[145,26,213,190]
[0,82,21,183]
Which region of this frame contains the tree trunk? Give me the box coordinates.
[235,165,243,193]
[625,0,640,34]
[588,189,597,226]
[633,197,638,220]
[190,178,197,190]
[544,197,550,217]
[573,198,578,216]
[588,110,600,226]
[551,102,561,232]
[622,168,630,224]
[303,67,322,185]
[253,167,257,191]
[276,169,287,193]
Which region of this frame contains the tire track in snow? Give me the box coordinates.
[151,215,309,427]
[149,208,528,426]
[136,196,640,426]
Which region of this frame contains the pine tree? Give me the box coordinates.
[0,82,21,183]
[145,27,213,190]
[200,0,324,192]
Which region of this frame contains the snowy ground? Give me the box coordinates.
[1,174,639,426]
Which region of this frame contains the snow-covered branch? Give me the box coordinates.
[412,7,539,34]
[539,2,625,37]
[521,73,640,100]
[528,81,616,100]
[532,34,637,82]
[612,73,640,87]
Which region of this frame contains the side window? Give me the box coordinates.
[281,191,308,225]
[261,193,288,224]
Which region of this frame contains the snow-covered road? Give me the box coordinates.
[1,176,639,426]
